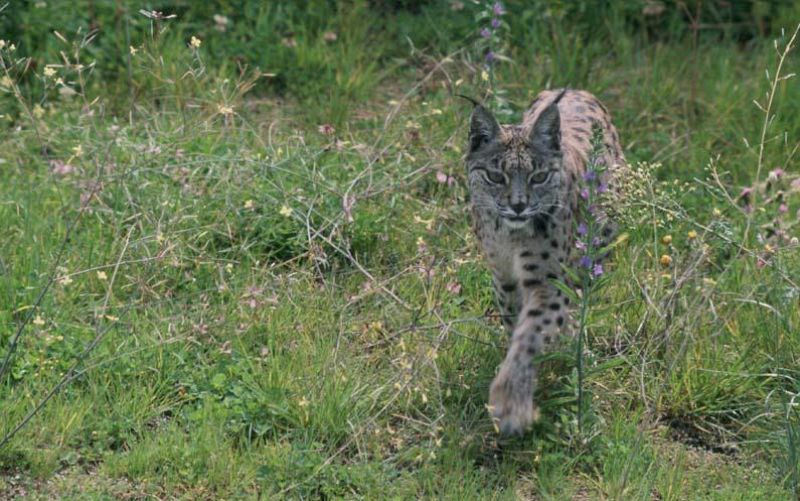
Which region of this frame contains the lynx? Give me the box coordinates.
[464,88,625,435]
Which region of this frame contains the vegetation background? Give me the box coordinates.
[1,0,800,498]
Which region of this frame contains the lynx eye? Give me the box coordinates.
[529,171,550,185]
[485,170,506,185]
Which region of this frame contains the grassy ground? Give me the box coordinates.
[2,2,800,499]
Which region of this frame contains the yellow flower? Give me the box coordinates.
[129,45,138,56]
[33,315,45,326]
[72,144,83,157]
[687,230,697,240]
[96,270,108,280]
[659,254,673,267]
[279,205,292,217]
[481,70,489,82]
[217,104,234,115]
[661,235,672,245]
[58,275,73,286]
[712,207,721,217]
[190,36,202,49]
[243,199,254,209]
[43,66,56,78]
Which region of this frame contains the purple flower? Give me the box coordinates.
[491,18,501,29]
[770,168,785,178]
[580,188,589,200]
[493,2,505,16]
[592,236,602,247]
[597,182,608,193]
[480,27,492,38]
[579,255,592,269]
[577,222,588,236]
[592,263,604,277]
[583,170,597,182]
[575,240,587,251]
[485,50,495,63]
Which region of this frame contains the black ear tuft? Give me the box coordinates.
[468,104,500,153]
[529,89,566,154]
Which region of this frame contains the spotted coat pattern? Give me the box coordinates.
[464,88,625,435]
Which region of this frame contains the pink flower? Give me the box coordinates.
[50,159,74,175]
[769,168,785,178]
[318,123,335,135]
[446,281,462,295]
[778,203,788,214]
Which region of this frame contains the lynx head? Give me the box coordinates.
[465,94,566,230]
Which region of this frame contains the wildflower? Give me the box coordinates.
[661,235,672,245]
[493,2,505,16]
[33,315,45,326]
[739,187,752,199]
[687,230,697,240]
[129,45,138,55]
[435,171,455,186]
[712,207,722,217]
[97,270,108,280]
[281,36,297,48]
[217,104,234,115]
[778,203,788,214]
[323,31,338,42]
[485,51,495,63]
[0,40,5,49]
[583,170,597,182]
[791,237,799,246]
[768,168,785,180]
[491,18,501,29]
[33,104,45,118]
[50,159,74,175]
[446,281,462,294]
[189,36,202,49]
[592,263,604,277]
[580,188,589,200]
[579,255,592,268]
[577,222,588,236]
[43,66,56,78]
[318,123,335,135]
[481,70,489,82]
[58,274,73,286]
[597,182,608,193]
[480,28,492,38]
[659,254,672,267]
[279,205,292,217]
[575,240,587,251]
[243,199,255,209]
[0,76,13,88]
[213,14,230,32]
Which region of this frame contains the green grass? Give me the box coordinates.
[2,1,800,499]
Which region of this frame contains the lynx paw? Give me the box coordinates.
[488,364,537,436]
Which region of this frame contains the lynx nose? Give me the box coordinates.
[510,202,526,215]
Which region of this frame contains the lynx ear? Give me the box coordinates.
[468,104,500,153]
[529,90,566,154]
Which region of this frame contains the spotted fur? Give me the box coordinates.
[464,88,625,435]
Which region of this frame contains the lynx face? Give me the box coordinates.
[465,96,566,230]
